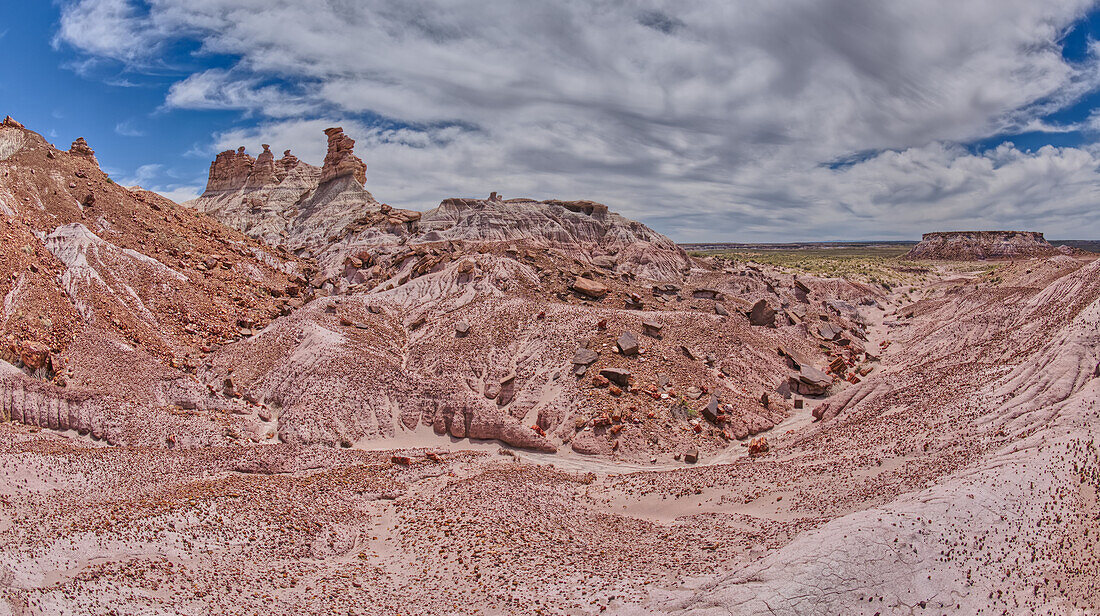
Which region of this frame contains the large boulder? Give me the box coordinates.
[572,277,609,299]
[749,299,776,327]
[790,366,832,396]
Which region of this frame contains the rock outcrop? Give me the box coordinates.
[187,128,414,258]
[417,196,692,280]
[905,231,1057,260]
[188,132,690,282]
[68,137,97,165]
[319,127,367,185]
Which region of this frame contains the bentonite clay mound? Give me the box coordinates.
[905,230,1058,260]
[1,117,1097,615]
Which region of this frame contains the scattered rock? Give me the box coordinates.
[455,321,471,337]
[642,321,663,337]
[572,348,599,365]
[572,277,608,299]
[749,299,776,327]
[790,365,832,396]
[18,341,50,371]
[599,368,631,387]
[816,322,843,341]
[693,288,723,300]
[701,395,720,423]
[616,331,639,356]
[748,436,769,457]
[683,449,699,464]
[592,255,617,269]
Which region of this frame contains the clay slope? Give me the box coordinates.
[1,252,1094,615]
[416,196,692,281]
[0,118,302,445]
[203,241,878,459]
[905,230,1058,260]
[655,255,1100,615]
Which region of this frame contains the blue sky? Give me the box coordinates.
[4,1,1100,241]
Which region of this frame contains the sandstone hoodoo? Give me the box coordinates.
[905,230,1058,260]
[187,127,418,258]
[319,127,367,185]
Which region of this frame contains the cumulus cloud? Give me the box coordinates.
[164,70,316,117]
[56,0,1100,239]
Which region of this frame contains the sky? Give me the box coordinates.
[4,1,1100,241]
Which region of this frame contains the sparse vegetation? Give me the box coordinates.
[693,244,926,285]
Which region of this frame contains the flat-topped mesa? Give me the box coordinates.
[905,231,1058,260]
[320,127,366,185]
[68,137,98,165]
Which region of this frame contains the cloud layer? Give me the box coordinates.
[57,0,1100,240]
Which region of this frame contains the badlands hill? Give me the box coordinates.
[905,230,1059,260]
[189,129,693,286]
[0,116,301,446]
[0,116,1097,615]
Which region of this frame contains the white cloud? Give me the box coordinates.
[149,185,203,204]
[164,70,315,117]
[114,163,162,186]
[56,0,1100,240]
[114,119,144,137]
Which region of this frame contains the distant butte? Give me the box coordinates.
[905,230,1059,260]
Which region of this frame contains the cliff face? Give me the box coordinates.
[905,231,1058,260]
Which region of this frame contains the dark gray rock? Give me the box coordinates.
[572,348,599,365]
[600,368,631,387]
[701,395,720,423]
[693,288,724,300]
[749,299,776,327]
[617,331,640,356]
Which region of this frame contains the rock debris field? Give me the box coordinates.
[0,116,1098,615]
